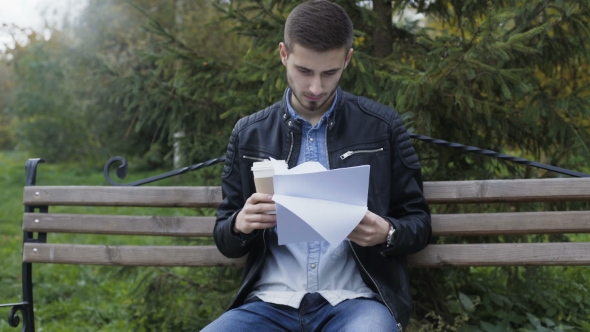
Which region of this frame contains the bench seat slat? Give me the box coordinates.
[22,178,590,207]
[23,243,245,267]
[23,213,215,237]
[23,186,222,207]
[23,243,590,267]
[409,243,590,267]
[23,211,590,237]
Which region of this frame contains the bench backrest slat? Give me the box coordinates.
[23,243,245,267]
[22,178,590,206]
[23,186,222,207]
[23,211,590,237]
[410,243,590,267]
[424,178,590,203]
[23,213,215,237]
[432,211,590,236]
[22,243,590,267]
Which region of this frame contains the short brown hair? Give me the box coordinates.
[284,0,353,53]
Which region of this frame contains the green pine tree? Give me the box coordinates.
[119,1,590,329]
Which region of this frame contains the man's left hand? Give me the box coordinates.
[347,211,390,247]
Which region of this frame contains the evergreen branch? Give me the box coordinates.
[252,0,285,26]
[125,65,164,138]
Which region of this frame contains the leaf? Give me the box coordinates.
[543,318,555,328]
[459,292,475,312]
[458,325,483,332]
[480,321,504,332]
[526,313,547,331]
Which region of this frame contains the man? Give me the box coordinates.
[205,0,431,331]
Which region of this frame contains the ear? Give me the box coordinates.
[279,42,288,66]
[344,48,354,69]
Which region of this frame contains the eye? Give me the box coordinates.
[323,71,337,76]
[298,68,311,74]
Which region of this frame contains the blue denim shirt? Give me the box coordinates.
[247,88,375,308]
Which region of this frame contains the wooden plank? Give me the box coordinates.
[22,178,590,207]
[408,243,590,267]
[23,243,246,267]
[23,186,222,207]
[23,211,590,237]
[424,177,590,204]
[432,211,590,236]
[23,213,215,237]
[23,243,590,267]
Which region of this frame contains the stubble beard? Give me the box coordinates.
[287,72,339,114]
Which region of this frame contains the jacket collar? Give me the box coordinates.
[280,86,343,132]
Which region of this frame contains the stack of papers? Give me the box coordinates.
[269,160,370,246]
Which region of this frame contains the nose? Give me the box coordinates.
[309,76,322,95]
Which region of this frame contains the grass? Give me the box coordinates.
[0,151,223,331]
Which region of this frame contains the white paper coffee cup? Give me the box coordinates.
[252,160,277,194]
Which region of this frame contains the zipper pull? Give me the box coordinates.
[340,151,353,160]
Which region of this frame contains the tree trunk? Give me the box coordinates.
[174,0,186,169]
[372,0,394,58]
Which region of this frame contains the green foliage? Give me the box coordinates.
[409,266,590,331]
[1,26,153,166]
[452,266,590,331]
[124,265,241,331]
[0,152,235,331]
[2,0,590,330]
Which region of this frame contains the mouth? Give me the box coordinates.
[304,94,323,101]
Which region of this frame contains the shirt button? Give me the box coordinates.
[310,263,316,269]
[309,137,314,142]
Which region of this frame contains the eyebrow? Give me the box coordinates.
[295,65,340,73]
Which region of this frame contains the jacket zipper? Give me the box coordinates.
[348,241,400,329]
[325,126,331,169]
[326,125,401,329]
[286,132,294,164]
[243,155,266,162]
[340,147,384,160]
[334,135,399,328]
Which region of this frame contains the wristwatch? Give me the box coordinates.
[386,224,396,247]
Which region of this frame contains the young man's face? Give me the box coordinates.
[279,43,353,121]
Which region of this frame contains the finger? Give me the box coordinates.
[247,193,274,204]
[247,221,277,230]
[244,202,277,215]
[359,211,378,226]
[244,213,277,223]
[347,234,369,247]
[351,221,370,235]
[238,212,276,234]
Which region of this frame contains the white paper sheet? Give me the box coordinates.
[271,162,370,246]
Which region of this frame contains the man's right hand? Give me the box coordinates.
[233,193,277,234]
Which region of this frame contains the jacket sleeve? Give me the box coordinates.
[380,115,432,256]
[214,121,261,258]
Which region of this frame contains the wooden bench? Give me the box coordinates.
[4,158,590,331]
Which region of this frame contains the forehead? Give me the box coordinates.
[288,44,348,70]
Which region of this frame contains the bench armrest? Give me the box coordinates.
[0,302,29,329]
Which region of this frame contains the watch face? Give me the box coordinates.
[387,226,395,246]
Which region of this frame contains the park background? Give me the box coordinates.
[1,0,590,330]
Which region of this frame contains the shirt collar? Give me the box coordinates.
[285,87,338,125]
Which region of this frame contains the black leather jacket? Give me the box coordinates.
[215,87,431,329]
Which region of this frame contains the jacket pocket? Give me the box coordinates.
[242,155,268,162]
[335,143,390,206]
[339,147,384,160]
